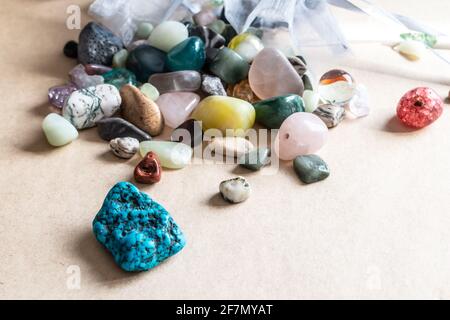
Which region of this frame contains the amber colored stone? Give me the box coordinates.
[134,152,162,184]
[227,79,260,104]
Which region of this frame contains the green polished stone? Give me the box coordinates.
[207,20,226,34]
[209,47,249,84]
[166,37,206,72]
[238,147,270,171]
[102,68,137,89]
[293,155,330,184]
[253,94,305,129]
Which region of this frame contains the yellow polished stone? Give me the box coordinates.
[228,33,264,63]
[192,96,255,135]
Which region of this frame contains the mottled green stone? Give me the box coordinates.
[238,148,270,171]
[102,68,137,89]
[166,37,206,72]
[293,155,330,184]
[253,95,305,129]
[209,47,249,84]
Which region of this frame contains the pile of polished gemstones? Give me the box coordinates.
[42,4,446,272]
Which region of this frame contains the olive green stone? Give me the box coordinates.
[238,148,270,171]
[253,94,305,129]
[293,155,330,184]
[209,47,249,84]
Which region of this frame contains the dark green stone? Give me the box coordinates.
[126,45,166,82]
[238,148,271,171]
[102,68,137,89]
[293,155,330,184]
[253,95,305,129]
[166,37,206,72]
[209,47,249,84]
[221,24,237,45]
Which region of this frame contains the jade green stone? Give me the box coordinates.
[102,68,137,89]
[166,37,206,72]
[139,141,192,169]
[112,49,128,68]
[135,22,154,39]
[209,47,249,84]
[293,155,330,184]
[253,94,305,129]
[139,83,160,101]
[42,113,78,147]
[238,147,270,171]
[207,20,226,34]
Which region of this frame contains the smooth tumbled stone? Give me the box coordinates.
[219,177,251,203]
[207,137,254,158]
[313,104,345,128]
[249,48,304,99]
[110,137,139,159]
[193,8,217,26]
[227,79,260,104]
[302,73,315,91]
[171,119,203,148]
[135,22,154,40]
[201,74,227,96]
[48,83,77,109]
[126,40,149,52]
[78,22,123,66]
[288,55,308,77]
[207,20,226,34]
[92,182,186,272]
[303,90,320,113]
[139,83,160,101]
[140,141,192,169]
[97,117,151,142]
[209,47,249,84]
[189,25,225,49]
[112,49,129,68]
[126,45,166,83]
[253,94,305,129]
[149,71,201,94]
[84,64,112,75]
[348,84,370,118]
[228,33,264,63]
[166,37,206,72]
[63,40,78,59]
[148,21,188,52]
[69,64,104,89]
[134,151,162,184]
[221,24,237,45]
[275,113,328,161]
[293,155,330,184]
[42,113,78,147]
[238,147,270,171]
[120,85,164,136]
[156,92,200,128]
[63,84,121,129]
[102,68,137,89]
[192,96,255,135]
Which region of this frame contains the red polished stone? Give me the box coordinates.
[397,87,443,128]
[134,152,162,184]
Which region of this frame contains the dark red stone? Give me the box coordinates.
[134,152,162,184]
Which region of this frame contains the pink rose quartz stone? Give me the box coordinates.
[156,92,200,128]
[275,112,328,161]
[249,48,304,100]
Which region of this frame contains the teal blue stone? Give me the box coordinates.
[102,68,137,89]
[293,155,330,184]
[253,95,305,129]
[92,182,186,272]
[166,37,206,72]
[209,47,249,84]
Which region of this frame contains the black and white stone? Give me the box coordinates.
[97,117,151,142]
[219,177,251,204]
[313,104,345,128]
[189,25,225,49]
[109,137,139,159]
[288,56,308,77]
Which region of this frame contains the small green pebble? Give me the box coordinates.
[207,20,226,34]
[135,22,154,40]
[139,83,160,101]
[293,155,330,184]
[238,148,271,171]
[112,49,129,68]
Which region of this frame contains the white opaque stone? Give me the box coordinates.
[348,84,370,118]
[219,176,251,203]
[206,137,254,158]
[42,113,78,147]
[156,92,200,128]
[148,21,188,52]
[303,90,320,113]
[395,40,427,61]
[139,141,192,169]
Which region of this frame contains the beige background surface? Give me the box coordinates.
[1,0,450,299]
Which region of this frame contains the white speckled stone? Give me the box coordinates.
[219,177,251,203]
[110,137,139,159]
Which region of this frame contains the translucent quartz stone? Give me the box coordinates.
[69,64,104,89]
[166,37,206,72]
[228,33,264,63]
[102,68,137,89]
[42,113,78,147]
[48,83,77,108]
[192,96,255,136]
[149,71,201,94]
[209,47,249,85]
[84,64,112,75]
[139,141,192,169]
[275,112,328,161]
[348,84,370,118]
[139,83,160,101]
[156,92,200,128]
[249,48,304,100]
[148,21,188,53]
[261,28,296,57]
[318,69,356,105]
[226,79,260,104]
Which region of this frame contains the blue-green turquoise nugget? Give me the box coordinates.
[92,182,186,272]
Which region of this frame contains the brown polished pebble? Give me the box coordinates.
[226,79,260,104]
[134,151,162,184]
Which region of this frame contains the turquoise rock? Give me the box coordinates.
[126,45,166,82]
[92,182,186,272]
[293,155,330,184]
[102,68,137,89]
[253,95,305,129]
[166,37,206,72]
[238,147,271,171]
[42,113,78,147]
[209,47,249,84]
